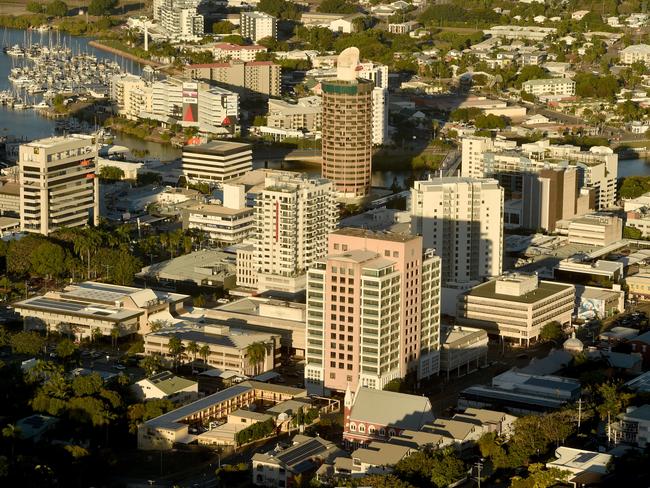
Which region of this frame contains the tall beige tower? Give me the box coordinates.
[321,47,373,198]
[19,134,99,235]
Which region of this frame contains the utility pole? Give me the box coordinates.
[474,460,483,488]
[578,398,582,430]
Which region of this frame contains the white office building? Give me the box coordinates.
[411,177,504,288]
[240,11,277,43]
[182,141,252,183]
[197,86,239,131]
[19,135,99,235]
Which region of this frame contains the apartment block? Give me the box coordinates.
[321,48,373,198]
[246,172,338,294]
[182,141,252,183]
[158,0,204,40]
[620,44,650,64]
[181,185,254,245]
[19,135,99,235]
[267,97,322,132]
[522,78,575,97]
[614,404,650,448]
[457,273,575,345]
[211,42,267,62]
[185,61,281,97]
[462,137,618,210]
[372,87,388,145]
[240,11,277,43]
[305,228,441,394]
[483,25,556,41]
[411,177,504,287]
[110,73,152,120]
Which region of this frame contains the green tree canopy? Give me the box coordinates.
[46,0,68,17]
[11,331,45,356]
[30,241,67,279]
[88,0,117,16]
[539,321,564,343]
[317,0,357,14]
[620,176,650,199]
[98,165,125,181]
[258,0,301,20]
[212,20,235,34]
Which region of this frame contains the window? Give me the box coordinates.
[358,424,366,433]
[350,423,356,431]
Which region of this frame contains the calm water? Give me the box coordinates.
[0,28,649,186]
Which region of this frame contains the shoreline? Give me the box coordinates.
[87,40,161,68]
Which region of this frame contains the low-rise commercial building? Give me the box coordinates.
[143,322,280,376]
[440,326,489,378]
[457,273,575,345]
[459,371,581,414]
[15,281,187,339]
[182,141,252,183]
[626,272,650,299]
[138,249,236,291]
[554,258,623,287]
[567,214,622,247]
[211,42,267,62]
[205,297,306,357]
[0,181,19,216]
[575,285,625,320]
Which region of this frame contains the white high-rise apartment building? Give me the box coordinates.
[411,177,504,287]
[245,172,338,294]
[240,11,277,43]
[371,87,388,145]
[461,137,618,210]
[159,0,204,40]
[305,229,441,395]
[19,135,99,235]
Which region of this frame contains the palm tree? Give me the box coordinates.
[2,423,21,459]
[168,335,184,370]
[199,344,210,365]
[186,341,199,362]
[91,327,103,344]
[110,324,120,350]
[246,342,267,376]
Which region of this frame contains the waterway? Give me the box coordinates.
[0,28,649,187]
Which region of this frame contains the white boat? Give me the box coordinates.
[34,101,49,110]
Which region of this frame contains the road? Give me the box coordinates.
[440,149,461,176]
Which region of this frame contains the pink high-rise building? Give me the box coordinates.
[305,228,441,394]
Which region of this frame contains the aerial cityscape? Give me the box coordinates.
[2,0,650,487]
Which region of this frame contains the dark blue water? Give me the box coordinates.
[0,28,146,142]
